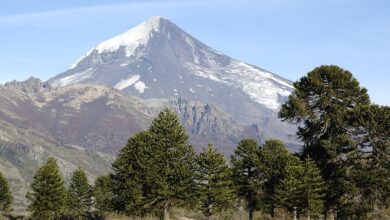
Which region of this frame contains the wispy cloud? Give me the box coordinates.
[0,0,229,27]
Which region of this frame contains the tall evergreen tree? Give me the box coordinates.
[299,157,326,219]
[147,108,196,220]
[231,139,263,220]
[259,139,300,217]
[339,104,390,218]
[275,157,325,220]
[279,65,372,217]
[27,157,67,220]
[67,168,93,219]
[274,162,303,218]
[93,175,113,213]
[195,144,235,219]
[111,131,156,216]
[0,171,12,212]
[111,108,196,220]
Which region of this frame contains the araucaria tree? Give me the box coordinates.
[27,157,67,220]
[67,167,93,219]
[275,156,326,220]
[93,175,113,213]
[279,65,389,218]
[259,139,301,217]
[195,144,235,218]
[0,171,12,212]
[231,139,262,220]
[111,108,196,220]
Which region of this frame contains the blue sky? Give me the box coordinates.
[0,0,389,105]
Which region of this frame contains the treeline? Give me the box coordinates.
[0,65,389,220]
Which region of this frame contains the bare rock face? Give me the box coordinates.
[1,80,259,155]
[48,16,298,145]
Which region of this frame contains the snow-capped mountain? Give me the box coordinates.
[49,16,297,143]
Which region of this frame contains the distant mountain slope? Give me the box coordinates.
[48,16,297,143]
[3,77,259,154]
[0,77,269,208]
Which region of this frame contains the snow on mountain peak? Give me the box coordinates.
[95,16,163,56]
[69,16,166,69]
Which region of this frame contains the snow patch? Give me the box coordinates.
[52,68,94,87]
[134,81,147,93]
[114,75,140,90]
[69,49,94,69]
[94,16,162,57]
[185,60,293,111]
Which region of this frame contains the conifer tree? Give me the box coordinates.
[147,108,196,220]
[299,157,326,220]
[0,171,12,212]
[93,175,113,213]
[111,131,156,216]
[279,65,371,217]
[27,157,67,220]
[195,144,235,219]
[231,139,263,220]
[274,162,303,218]
[259,139,300,217]
[111,108,196,220]
[67,168,93,219]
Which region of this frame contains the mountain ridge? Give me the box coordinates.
[48,16,297,144]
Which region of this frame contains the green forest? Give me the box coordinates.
[0,65,389,220]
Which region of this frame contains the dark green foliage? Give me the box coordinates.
[279,65,389,218]
[111,108,196,220]
[195,144,235,217]
[111,131,156,215]
[146,108,196,219]
[231,139,262,220]
[67,168,93,219]
[275,157,326,219]
[26,157,67,220]
[93,175,113,213]
[0,171,12,212]
[259,139,301,216]
[299,157,326,218]
[338,105,390,218]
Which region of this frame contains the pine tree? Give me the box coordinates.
[195,144,235,219]
[27,157,67,220]
[231,139,263,220]
[0,171,12,212]
[147,108,196,220]
[259,139,300,217]
[111,131,156,216]
[339,105,390,218]
[111,108,196,220]
[67,168,93,219]
[274,162,303,218]
[93,175,113,213]
[279,65,372,217]
[299,157,326,220]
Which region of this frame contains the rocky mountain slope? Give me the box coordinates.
[49,16,298,144]
[0,77,263,207]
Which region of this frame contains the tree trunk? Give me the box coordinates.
[248,192,253,220]
[160,201,170,220]
[326,207,336,220]
[248,208,253,220]
[293,206,297,220]
[271,204,275,218]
